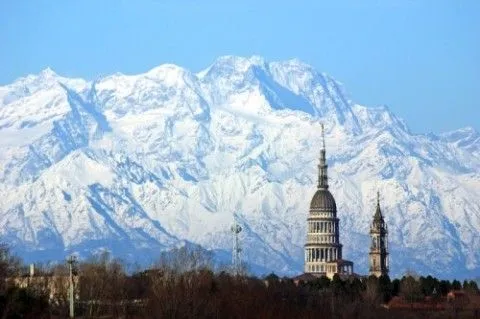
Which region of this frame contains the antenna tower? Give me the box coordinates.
[231,218,243,275]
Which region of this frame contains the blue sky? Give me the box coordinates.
[1,0,479,133]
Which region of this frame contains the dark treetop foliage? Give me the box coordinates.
[1,244,479,318]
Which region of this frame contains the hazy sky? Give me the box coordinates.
[1,0,479,133]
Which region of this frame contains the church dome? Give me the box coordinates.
[310,189,337,211]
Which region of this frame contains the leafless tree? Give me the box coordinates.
[400,275,423,308]
[0,243,22,293]
[156,245,213,274]
[364,276,381,305]
[78,250,128,318]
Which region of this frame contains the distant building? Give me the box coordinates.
[5,264,79,301]
[369,192,389,277]
[388,290,480,312]
[387,295,446,311]
[303,125,354,279]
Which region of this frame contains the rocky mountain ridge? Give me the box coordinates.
[0,56,479,278]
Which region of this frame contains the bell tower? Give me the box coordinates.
[369,191,389,277]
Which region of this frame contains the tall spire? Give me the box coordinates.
[369,189,389,277]
[322,123,326,150]
[374,191,383,221]
[318,124,329,189]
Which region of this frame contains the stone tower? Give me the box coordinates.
[304,125,353,278]
[369,192,389,277]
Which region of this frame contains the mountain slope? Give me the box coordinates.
[0,56,479,278]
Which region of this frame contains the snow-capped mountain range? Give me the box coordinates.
[0,56,479,278]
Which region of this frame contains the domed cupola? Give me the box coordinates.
[303,124,354,278]
[310,189,337,211]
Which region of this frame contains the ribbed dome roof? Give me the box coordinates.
[310,189,337,211]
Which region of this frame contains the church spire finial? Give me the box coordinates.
[374,190,383,221]
[321,123,326,150]
[318,123,329,189]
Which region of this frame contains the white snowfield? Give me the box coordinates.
[0,56,479,278]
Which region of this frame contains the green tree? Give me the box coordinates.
[452,279,462,290]
[309,276,330,290]
[264,272,279,282]
[347,277,364,301]
[0,287,49,318]
[420,275,438,296]
[378,274,392,303]
[439,280,451,295]
[470,280,479,294]
[391,278,401,296]
[400,276,423,305]
[464,280,480,295]
[331,274,345,295]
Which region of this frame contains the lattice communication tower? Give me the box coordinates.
[231,219,243,275]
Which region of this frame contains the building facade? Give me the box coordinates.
[369,192,389,277]
[304,126,353,279]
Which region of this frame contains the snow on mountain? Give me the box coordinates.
[0,56,479,278]
[439,127,480,159]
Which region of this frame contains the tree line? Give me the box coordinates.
[0,243,479,318]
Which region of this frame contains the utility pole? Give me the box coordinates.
[67,255,77,319]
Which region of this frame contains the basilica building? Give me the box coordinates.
[298,125,390,280]
[304,126,354,279]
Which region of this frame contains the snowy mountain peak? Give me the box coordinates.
[14,67,62,88]
[205,55,266,72]
[146,63,194,83]
[0,67,88,108]
[38,67,57,78]
[439,126,480,156]
[0,56,479,278]
[197,55,262,83]
[195,56,362,135]
[442,126,478,138]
